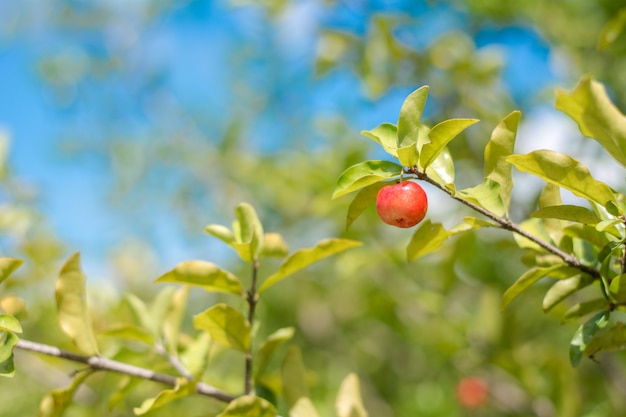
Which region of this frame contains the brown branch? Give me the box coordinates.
[244,259,260,396]
[14,339,236,403]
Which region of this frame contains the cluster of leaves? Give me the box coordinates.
[333,76,626,366]
[0,203,371,417]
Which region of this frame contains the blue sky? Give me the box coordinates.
[0,0,559,277]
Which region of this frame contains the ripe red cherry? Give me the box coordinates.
[455,377,489,409]
[375,181,428,228]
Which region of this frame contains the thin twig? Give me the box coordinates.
[244,259,260,395]
[15,339,236,403]
[409,168,601,280]
[154,342,194,381]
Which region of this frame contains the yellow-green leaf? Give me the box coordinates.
[425,146,455,186]
[0,258,23,286]
[259,239,362,294]
[134,379,194,415]
[256,327,295,378]
[609,274,626,303]
[38,370,92,416]
[332,160,403,199]
[0,353,15,378]
[282,346,308,409]
[290,397,321,417]
[0,314,21,334]
[55,252,99,356]
[420,118,478,169]
[570,311,610,367]
[361,123,398,157]
[345,182,388,230]
[531,205,601,225]
[407,220,450,261]
[193,304,250,352]
[397,85,429,147]
[598,9,626,50]
[163,286,190,355]
[217,395,278,417]
[260,233,289,258]
[205,224,236,245]
[456,178,505,217]
[155,260,244,296]
[235,203,264,261]
[543,274,594,312]
[507,151,617,209]
[0,330,19,363]
[562,298,609,322]
[336,373,369,417]
[501,264,565,311]
[584,322,626,359]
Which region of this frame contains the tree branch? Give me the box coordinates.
[15,339,236,403]
[244,259,260,396]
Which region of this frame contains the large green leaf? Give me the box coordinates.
[134,379,194,415]
[456,179,505,217]
[406,220,450,261]
[425,146,455,186]
[584,322,626,359]
[255,327,295,378]
[501,264,565,311]
[484,111,520,216]
[282,346,309,409]
[361,123,398,157]
[259,239,362,294]
[0,258,23,286]
[570,311,610,367]
[332,161,403,199]
[345,182,388,230]
[531,205,601,225]
[217,395,278,417]
[55,253,99,356]
[397,85,429,147]
[507,150,617,208]
[193,303,250,352]
[336,373,369,417]
[543,274,595,312]
[556,76,626,167]
[562,298,609,322]
[420,118,478,169]
[155,260,244,296]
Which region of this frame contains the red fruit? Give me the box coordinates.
[455,377,489,409]
[375,181,428,228]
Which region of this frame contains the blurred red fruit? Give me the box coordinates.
[456,376,489,409]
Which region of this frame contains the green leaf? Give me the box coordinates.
[0,331,19,363]
[336,373,369,417]
[181,332,211,378]
[609,274,626,303]
[507,150,617,208]
[217,395,278,417]
[397,85,429,147]
[420,118,478,169]
[332,161,403,199]
[407,220,450,261]
[0,258,23,286]
[259,239,362,294]
[256,327,295,378]
[584,322,626,359]
[396,143,419,167]
[290,397,321,417]
[205,224,236,246]
[562,298,609,322]
[598,9,626,50]
[235,203,265,261]
[282,345,309,409]
[501,264,565,311]
[345,182,388,230]
[134,379,195,415]
[100,324,154,344]
[484,111,520,216]
[55,252,99,356]
[38,370,92,416]
[0,353,15,378]
[531,205,601,225]
[457,178,505,217]
[155,260,244,296]
[260,233,289,258]
[556,76,626,167]
[193,303,250,352]
[0,314,22,334]
[425,146,455,186]
[513,218,554,251]
[124,294,152,335]
[163,286,190,355]
[543,274,594,312]
[361,123,398,157]
[570,311,610,367]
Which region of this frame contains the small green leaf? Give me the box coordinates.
[345,182,388,230]
[38,370,92,416]
[181,332,211,378]
[235,203,264,261]
[256,327,295,378]
[155,260,244,296]
[332,161,403,199]
[361,123,398,157]
[205,224,236,246]
[290,397,321,417]
[55,252,99,356]
[193,304,250,352]
[543,274,595,312]
[397,85,429,147]
[259,239,362,294]
[282,346,309,409]
[0,353,15,378]
[407,220,450,261]
[531,205,601,225]
[501,264,565,311]
[163,286,190,355]
[556,76,626,168]
[584,322,626,359]
[457,179,505,217]
[420,118,478,169]
[217,395,278,417]
[0,258,23,286]
[609,274,626,303]
[0,331,19,363]
[598,9,626,50]
[425,146,455,186]
[134,379,195,415]
[336,373,369,417]
[570,311,610,367]
[0,314,21,334]
[260,233,289,258]
[124,294,151,335]
[562,298,609,322]
[507,150,617,209]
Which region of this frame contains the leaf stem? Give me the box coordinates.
[409,168,601,280]
[244,259,260,395]
[14,339,235,403]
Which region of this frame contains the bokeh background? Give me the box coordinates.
[1,0,626,416]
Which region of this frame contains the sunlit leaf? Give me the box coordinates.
[259,239,362,294]
[217,395,278,417]
[570,311,610,367]
[584,322,626,359]
[0,314,21,334]
[345,182,388,230]
[163,286,190,354]
[100,324,153,344]
[260,233,289,258]
[407,220,450,261]
[336,373,369,417]
[149,286,176,339]
[0,258,23,286]
[332,161,403,199]
[543,274,594,312]
[155,260,244,296]
[55,252,99,356]
[500,264,565,311]
[609,274,626,303]
[0,296,27,320]
[484,111,520,216]
[507,150,617,209]
[193,303,250,352]
[420,118,478,169]
[361,123,398,157]
[256,327,295,378]
[134,379,194,415]
[124,294,151,335]
[457,178,504,217]
[531,205,601,225]
[181,332,211,378]
[556,76,626,167]
[397,85,429,147]
[290,397,321,417]
[425,146,455,186]
[563,224,611,250]
[562,298,609,322]
[513,218,554,251]
[282,346,308,409]
[204,224,236,246]
[396,143,419,167]
[235,203,264,261]
[0,331,19,363]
